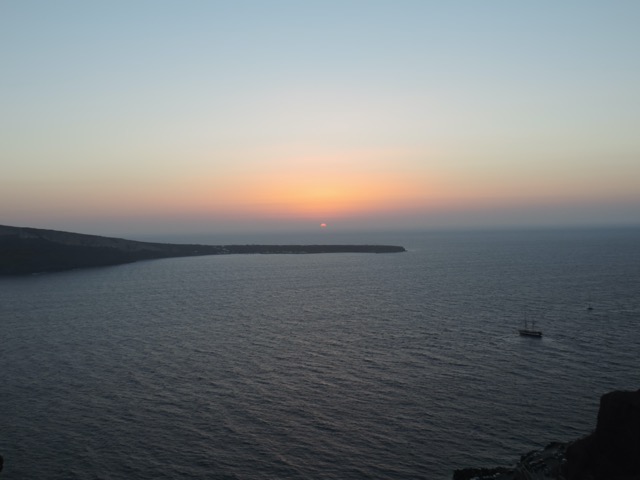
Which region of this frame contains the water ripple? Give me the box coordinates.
[1,229,639,479]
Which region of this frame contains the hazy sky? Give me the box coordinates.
[2,1,639,236]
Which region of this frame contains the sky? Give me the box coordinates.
[2,1,640,237]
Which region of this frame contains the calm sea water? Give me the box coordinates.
[1,228,639,479]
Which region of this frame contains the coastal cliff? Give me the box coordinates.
[0,225,405,275]
[454,389,640,480]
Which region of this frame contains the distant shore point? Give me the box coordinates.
[0,225,406,275]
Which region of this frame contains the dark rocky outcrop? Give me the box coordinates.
[454,389,640,480]
[453,466,513,480]
[0,225,405,275]
[566,389,640,480]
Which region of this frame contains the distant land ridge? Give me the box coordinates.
[0,225,406,275]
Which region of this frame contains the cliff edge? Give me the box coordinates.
[453,388,640,480]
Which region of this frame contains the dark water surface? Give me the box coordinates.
[2,228,639,479]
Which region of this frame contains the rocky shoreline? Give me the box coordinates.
[453,389,640,480]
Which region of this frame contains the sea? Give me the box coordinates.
[1,227,639,480]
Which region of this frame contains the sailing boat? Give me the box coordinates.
[519,318,543,338]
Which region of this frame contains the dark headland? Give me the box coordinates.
[454,388,640,480]
[0,225,406,275]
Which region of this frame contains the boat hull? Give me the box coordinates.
[519,329,543,338]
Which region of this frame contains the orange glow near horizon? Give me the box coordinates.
[157,150,445,222]
[221,168,433,220]
[19,147,639,232]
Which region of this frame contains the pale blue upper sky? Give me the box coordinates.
[2,1,639,236]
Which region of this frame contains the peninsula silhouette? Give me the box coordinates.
[0,225,406,275]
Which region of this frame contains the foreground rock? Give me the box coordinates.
[453,442,567,480]
[566,389,640,480]
[454,389,640,480]
[0,225,406,275]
